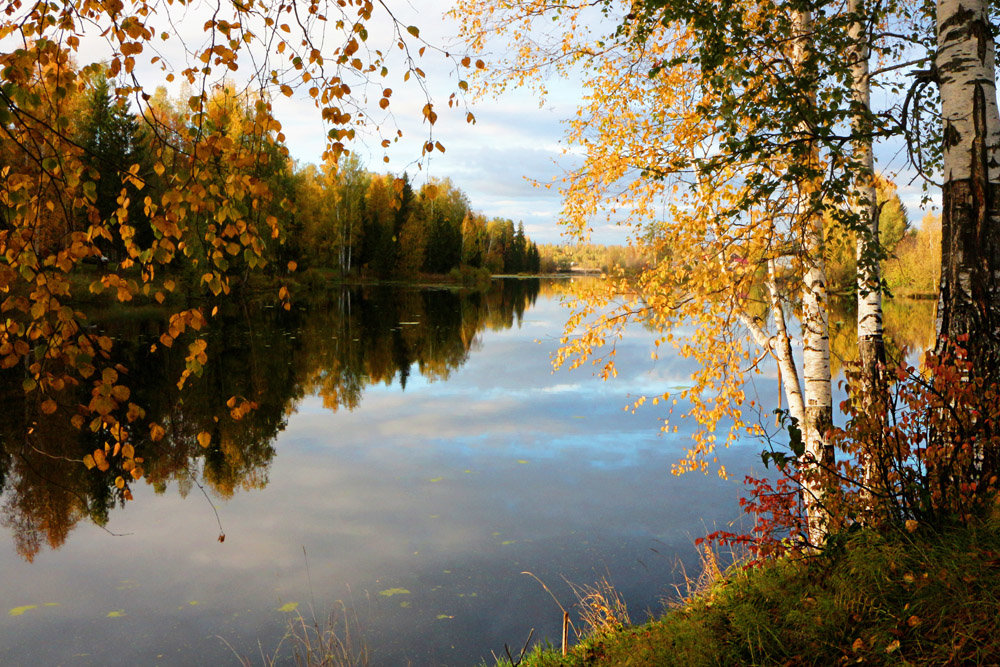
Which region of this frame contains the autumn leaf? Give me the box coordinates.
[197,431,211,448]
[150,423,166,442]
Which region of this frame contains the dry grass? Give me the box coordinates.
[669,542,726,608]
[227,599,368,667]
[565,576,631,637]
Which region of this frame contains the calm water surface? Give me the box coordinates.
[1,279,930,664]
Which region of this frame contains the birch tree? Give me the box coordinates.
[934,0,1000,383]
[454,0,925,542]
[0,0,472,492]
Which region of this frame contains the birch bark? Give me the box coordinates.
[848,0,887,494]
[793,7,835,543]
[934,0,1000,390]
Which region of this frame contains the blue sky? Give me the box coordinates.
[67,0,938,244]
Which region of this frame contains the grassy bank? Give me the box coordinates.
[499,519,1000,666]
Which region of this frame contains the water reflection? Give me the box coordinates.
[0,279,540,561]
[0,280,938,664]
[828,295,937,378]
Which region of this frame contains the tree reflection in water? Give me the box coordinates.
[0,279,540,561]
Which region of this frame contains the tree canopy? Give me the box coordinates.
[453,0,1000,544]
[0,0,483,496]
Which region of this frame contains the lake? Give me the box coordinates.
[0,278,932,664]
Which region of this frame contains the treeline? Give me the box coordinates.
[289,158,542,279]
[538,243,650,274]
[12,66,540,286]
[824,180,941,298]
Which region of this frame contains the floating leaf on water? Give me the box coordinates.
[378,588,410,598]
[517,460,529,464]
[9,605,38,617]
[428,477,443,483]
[501,540,516,546]
[399,601,410,608]
[107,610,125,618]
[276,602,299,613]
[436,614,454,620]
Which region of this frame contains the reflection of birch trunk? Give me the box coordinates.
[793,7,834,545]
[849,0,887,497]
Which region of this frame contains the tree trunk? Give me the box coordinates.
[793,7,835,545]
[935,0,1000,385]
[849,0,888,498]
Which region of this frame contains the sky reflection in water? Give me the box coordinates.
[0,280,790,665]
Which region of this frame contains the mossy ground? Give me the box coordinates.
[499,519,1000,666]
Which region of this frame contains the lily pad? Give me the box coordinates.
[378,588,410,598]
[8,605,37,617]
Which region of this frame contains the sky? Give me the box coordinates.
[265,0,940,243]
[266,0,590,244]
[65,0,939,245]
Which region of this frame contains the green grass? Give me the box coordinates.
[498,519,1000,666]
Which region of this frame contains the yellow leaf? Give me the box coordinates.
[83,454,96,470]
[41,399,57,414]
[197,431,211,448]
[150,423,166,441]
[115,476,125,489]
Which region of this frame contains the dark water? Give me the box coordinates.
[0,279,932,664]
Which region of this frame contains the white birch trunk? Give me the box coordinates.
[849,0,884,359]
[935,0,1000,353]
[793,7,834,545]
[849,0,887,498]
[937,0,1000,186]
[934,0,1000,474]
[766,260,806,427]
[738,266,805,431]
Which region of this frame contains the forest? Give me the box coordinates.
[11,64,541,293]
[1,0,1000,662]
